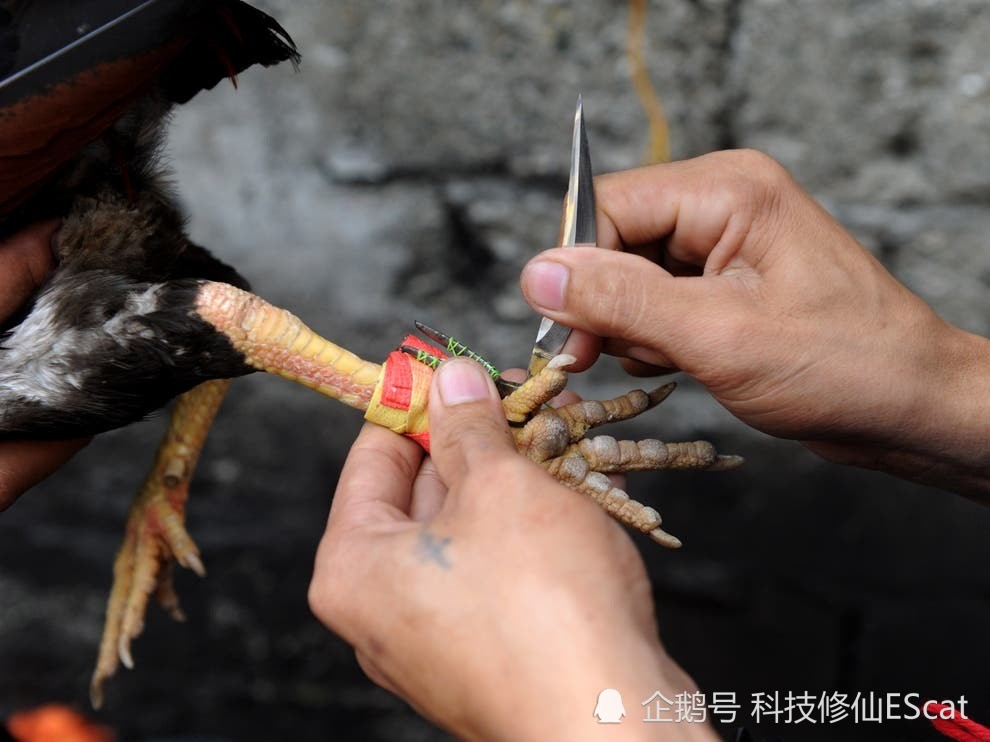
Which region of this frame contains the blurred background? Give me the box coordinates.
[2,1,989,740]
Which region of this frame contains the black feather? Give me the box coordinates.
[160,2,300,104]
[0,1,299,106]
[0,6,17,81]
[0,1,300,219]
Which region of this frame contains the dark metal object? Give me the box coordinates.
[404,321,521,397]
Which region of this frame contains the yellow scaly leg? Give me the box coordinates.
[91,284,385,706]
[91,379,228,708]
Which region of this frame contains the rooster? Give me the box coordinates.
[0,0,740,708]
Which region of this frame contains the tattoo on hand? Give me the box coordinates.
[416,528,452,570]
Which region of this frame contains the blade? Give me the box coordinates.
[527,95,596,377]
[561,95,597,246]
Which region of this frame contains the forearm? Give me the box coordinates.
[895,324,990,501]
[820,319,990,500]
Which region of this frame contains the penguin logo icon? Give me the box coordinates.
[594,688,626,723]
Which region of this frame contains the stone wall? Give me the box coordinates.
[2,2,989,740]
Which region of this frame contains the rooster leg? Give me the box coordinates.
[193,282,382,411]
[90,378,229,709]
[90,284,385,707]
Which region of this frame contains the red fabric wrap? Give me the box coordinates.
[380,335,441,410]
[368,334,446,452]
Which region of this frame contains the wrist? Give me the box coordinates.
[879,320,990,499]
[459,631,716,741]
[914,325,990,498]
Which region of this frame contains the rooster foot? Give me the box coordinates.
[506,354,742,546]
[407,328,743,547]
[90,380,228,708]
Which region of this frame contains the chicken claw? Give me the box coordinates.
[90,379,228,709]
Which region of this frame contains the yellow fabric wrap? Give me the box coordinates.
[363,335,439,451]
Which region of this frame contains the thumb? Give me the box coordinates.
[0,219,59,320]
[427,359,517,491]
[520,247,719,367]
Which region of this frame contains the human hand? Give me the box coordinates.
[520,150,990,498]
[309,359,714,741]
[0,221,89,510]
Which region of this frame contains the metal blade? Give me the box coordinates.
[561,95,597,246]
[527,95,596,377]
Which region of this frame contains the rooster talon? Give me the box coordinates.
[154,564,187,622]
[547,353,577,370]
[709,454,745,471]
[179,551,206,578]
[118,639,134,670]
[649,527,683,549]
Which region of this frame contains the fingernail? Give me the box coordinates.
[437,360,493,406]
[627,346,665,365]
[522,260,568,311]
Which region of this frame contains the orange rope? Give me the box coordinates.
[627,0,670,164]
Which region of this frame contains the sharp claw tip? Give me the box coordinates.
[648,382,677,406]
[118,640,134,670]
[183,552,207,577]
[89,683,104,710]
[649,528,683,549]
[710,454,745,471]
[547,353,577,370]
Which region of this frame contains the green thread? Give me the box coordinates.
[443,337,501,379]
[415,348,441,369]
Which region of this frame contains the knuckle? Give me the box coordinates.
[708,149,792,218]
[308,550,350,628]
[720,148,788,182]
[306,576,328,619]
[581,257,654,337]
[724,147,782,173]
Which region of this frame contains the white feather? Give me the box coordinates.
[0,282,166,407]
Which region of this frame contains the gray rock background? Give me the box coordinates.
[3,1,990,740]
